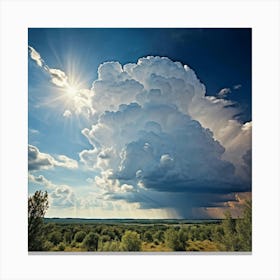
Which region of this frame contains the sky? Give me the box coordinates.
[28,28,252,219]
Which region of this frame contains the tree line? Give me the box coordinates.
[28,191,251,252]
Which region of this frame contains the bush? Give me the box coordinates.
[74,231,86,243]
[58,242,65,251]
[43,240,54,251]
[102,241,121,251]
[143,231,153,242]
[49,231,63,246]
[165,228,186,251]
[121,231,142,251]
[82,232,99,251]
[64,231,72,244]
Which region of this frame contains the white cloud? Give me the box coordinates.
[28,173,76,208]
[233,84,242,90]
[28,46,43,67]
[48,68,68,87]
[63,110,72,118]
[28,144,78,170]
[78,56,251,217]
[55,155,78,169]
[29,46,93,117]
[29,128,40,134]
[217,87,231,97]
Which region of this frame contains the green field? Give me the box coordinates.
[29,192,251,252]
[29,216,250,252]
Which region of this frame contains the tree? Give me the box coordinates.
[221,210,237,251]
[236,200,252,251]
[221,200,252,251]
[121,231,142,251]
[165,228,186,251]
[74,231,87,243]
[28,191,49,251]
[82,232,99,251]
[49,231,63,245]
[143,231,153,242]
[64,231,72,244]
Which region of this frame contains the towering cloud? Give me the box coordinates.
[79,56,251,218]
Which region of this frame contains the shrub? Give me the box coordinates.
[121,231,142,251]
[165,228,186,251]
[64,231,72,244]
[58,242,65,251]
[74,231,86,243]
[43,240,54,251]
[49,231,63,246]
[82,232,99,251]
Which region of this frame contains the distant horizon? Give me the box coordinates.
[28,28,251,219]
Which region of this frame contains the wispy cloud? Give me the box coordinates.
[28,46,43,67]
[29,128,40,135]
[28,45,93,117]
[217,87,231,97]
[233,84,242,90]
[29,46,69,88]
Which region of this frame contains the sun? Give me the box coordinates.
[66,84,79,98]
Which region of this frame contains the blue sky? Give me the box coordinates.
[28,28,251,218]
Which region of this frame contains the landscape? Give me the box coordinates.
[28,28,252,252]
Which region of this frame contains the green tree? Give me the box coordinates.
[28,191,49,251]
[64,231,72,244]
[221,201,252,252]
[165,228,186,251]
[121,231,142,251]
[222,210,237,251]
[236,200,252,251]
[82,232,99,251]
[74,231,86,243]
[49,231,63,245]
[143,231,153,242]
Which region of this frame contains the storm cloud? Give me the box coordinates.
[79,56,251,218]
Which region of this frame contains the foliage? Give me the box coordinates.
[57,242,66,251]
[101,240,122,251]
[235,200,252,251]
[186,240,222,251]
[49,231,63,245]
[74,231,87,243]
[34,203,251,252]
[28,191,49,251]
[143,231,153,242]
[64,231,72,244]
[221,200,252,251]
[82,232,99,251]
[165,228,187,251]
[121,231,142,251]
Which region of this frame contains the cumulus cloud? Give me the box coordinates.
[78,56,251,218]
[28,144,78,171]
[28,174,76,208]
[28,144,54,171]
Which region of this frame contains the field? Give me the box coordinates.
[31,217,250,252]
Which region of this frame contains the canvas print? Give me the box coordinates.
[28,28,252,252]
